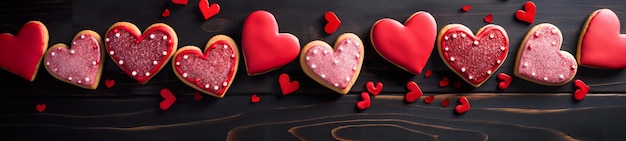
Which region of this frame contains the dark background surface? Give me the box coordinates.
[1,0,626,140]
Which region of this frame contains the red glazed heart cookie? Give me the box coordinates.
[577,9,626,69]
[0,21,48,81]
[172,35,238,98]
[300,33,364,94]
[437,24,509,87]
[515,23,577,86]
[242,10,300,76]
[105,22,177,84]
[370,11,437,74]
[44,30,104,90]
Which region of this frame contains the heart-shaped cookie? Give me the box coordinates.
[577,9,626,69]
[0,21,48,81]
[105,22,177,84]
[44,30,104,90]
[437,24,509,87]
[370,11,437,74]
[300,33,364,94]
[242,10,300,76]
[515,23,577,86]
[172,35,238,98]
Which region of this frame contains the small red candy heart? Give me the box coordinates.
[455,96,471,114]
[423,95,434,104]
[159,88,176,110]
[324,11,341,34]
[484,13,493,23]
[439,76,449,87]
[199,0,220,20]
[574,79,590,101]
[462,5,472,12]
[356,92,371,110]
[35,104,46,112]
[453,80,462,88]
[515,1,536,24]
[193,92,203,101]
[366,81,383,96]
[251,94,261,103]
[162,8,171,18]
[405,81,423,103]
[0,21,48,81]
[424,70,432,78]
[279,73,299,95]
[171,0,188,5]
[497,73,512,90]
[44,30,104,90]
[578,9,626,69]
[104,79,115,88]
[441,98,450,107]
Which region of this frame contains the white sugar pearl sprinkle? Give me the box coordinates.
[500,46,505,51]
[334,83,339,87]
[445,47,449,51]
[163,35,168,40]
[182,73,188,78]
[559,74,565,79]
[68,77,73,81]
[204,84,209,88]
[162,51,168,56]
[461,67,466,72]
[543,77,548,81]
[223,82,228,87]
[489,34,494,39]
[311,64,316,69]
[118,60,124,65]
[72,42,76,45]
[115,33,120,37]
[105,38,110,42]
[306,56,310,61]
[313,50,318,54]
[487,70,492,74]
[77,80,82,84]
[321,74,326,78]
[131,71,137,76]
[345,77,350,81]
[531,72,536,77]
[109,51,115,55]
[452,33,457,38]
[175,62,181,65]
[70,50,75,54]
[145,72,151,76]
[497,60,502,64]
[231,54,235,58]
[213,86,219,91]
[92,61,97,65]
[149,34,155,39]
[323,50,328,54]
[85,78,90,82]
[468,75,474,80]
[450,57,455,62]
[80,35,85,39]
[51,52,56,56]
[444,36,449,40]
[153,61,158,65]
[473,40,479,45]
[572,65,577,69]
[183,55,189,59]
[523,62,528,67]
[46,62,49,66]
[461,33,466,38]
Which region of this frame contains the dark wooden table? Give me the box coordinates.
[1,0,626,140]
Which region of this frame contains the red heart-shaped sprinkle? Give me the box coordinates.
[251,94,261,103]
[172,35,238,98]
[497,73,512,90]
[162,8,171,18]
[199,0,220,20]
[371,11,437,74]
[35,104,46,112]
[44,30,103,90]
[366,81,383,96]
[453,80,462,88]
[0,21,48,81]
[405,81,423,103]
[104,79,115,88]
[438,24,509,87]
[462,5,472,12]
[574,79,590,101]
[171,0,188,5]
[193,92,203,101]
[159,88,176,110]
[484,14,493,23]
[356,92,371,110]
[324,11,341,34]
[578,9,626,69]
[455,96,471,114]
[424,69,432,78]
[515,23,577,86]
[439,76,449,87]
[279,73,299,95]
[515,1,536,24]
[423,95,434,104]
[441,98,450,107]
[105,22,177,84]
[242,10,301,76]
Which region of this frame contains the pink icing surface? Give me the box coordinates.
[440,25,508,85]
[105,26,174,83]
[174,40,236,95]
[45,34,101,87]
[305,38,362,89]
[517,25,576,84]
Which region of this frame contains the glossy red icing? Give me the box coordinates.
[324,11,341,34]
[250,94,260,103]
[199,0,220,20]
[574,79,589,101]
[173,40,237,96]
[438,24,509,87]
[356,92,371,110]
[242,10,300,76]
[371,11,437,74]
[515,1,536,24]
[484,13,493,23]
[455,96,470,114]
[439,76,449,87]
[365,81,383,96]
[516,23,576,85]
[578,9,626,69]
[405,81,423,103]
[159,88,176,110]
[462,5,471,12]
[305,38,362,89]
[0,21,48,81]
[497,73,512,90]
[105,24,176,84]
[423,95,434,104]
[279,73,299,95]
[45,32,102,89]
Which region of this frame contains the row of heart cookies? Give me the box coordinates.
[0,8,618,96]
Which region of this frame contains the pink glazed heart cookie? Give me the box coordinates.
[300,33,364,94]
[515,23,577,86]
[437,24,509,87]
[44,30,104,89]
[105,22,177,84]
[0,21,48,81]
[242,10,300,76]
[577,9,626,69]
[370,11,437,74]
[172,35,239,98]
